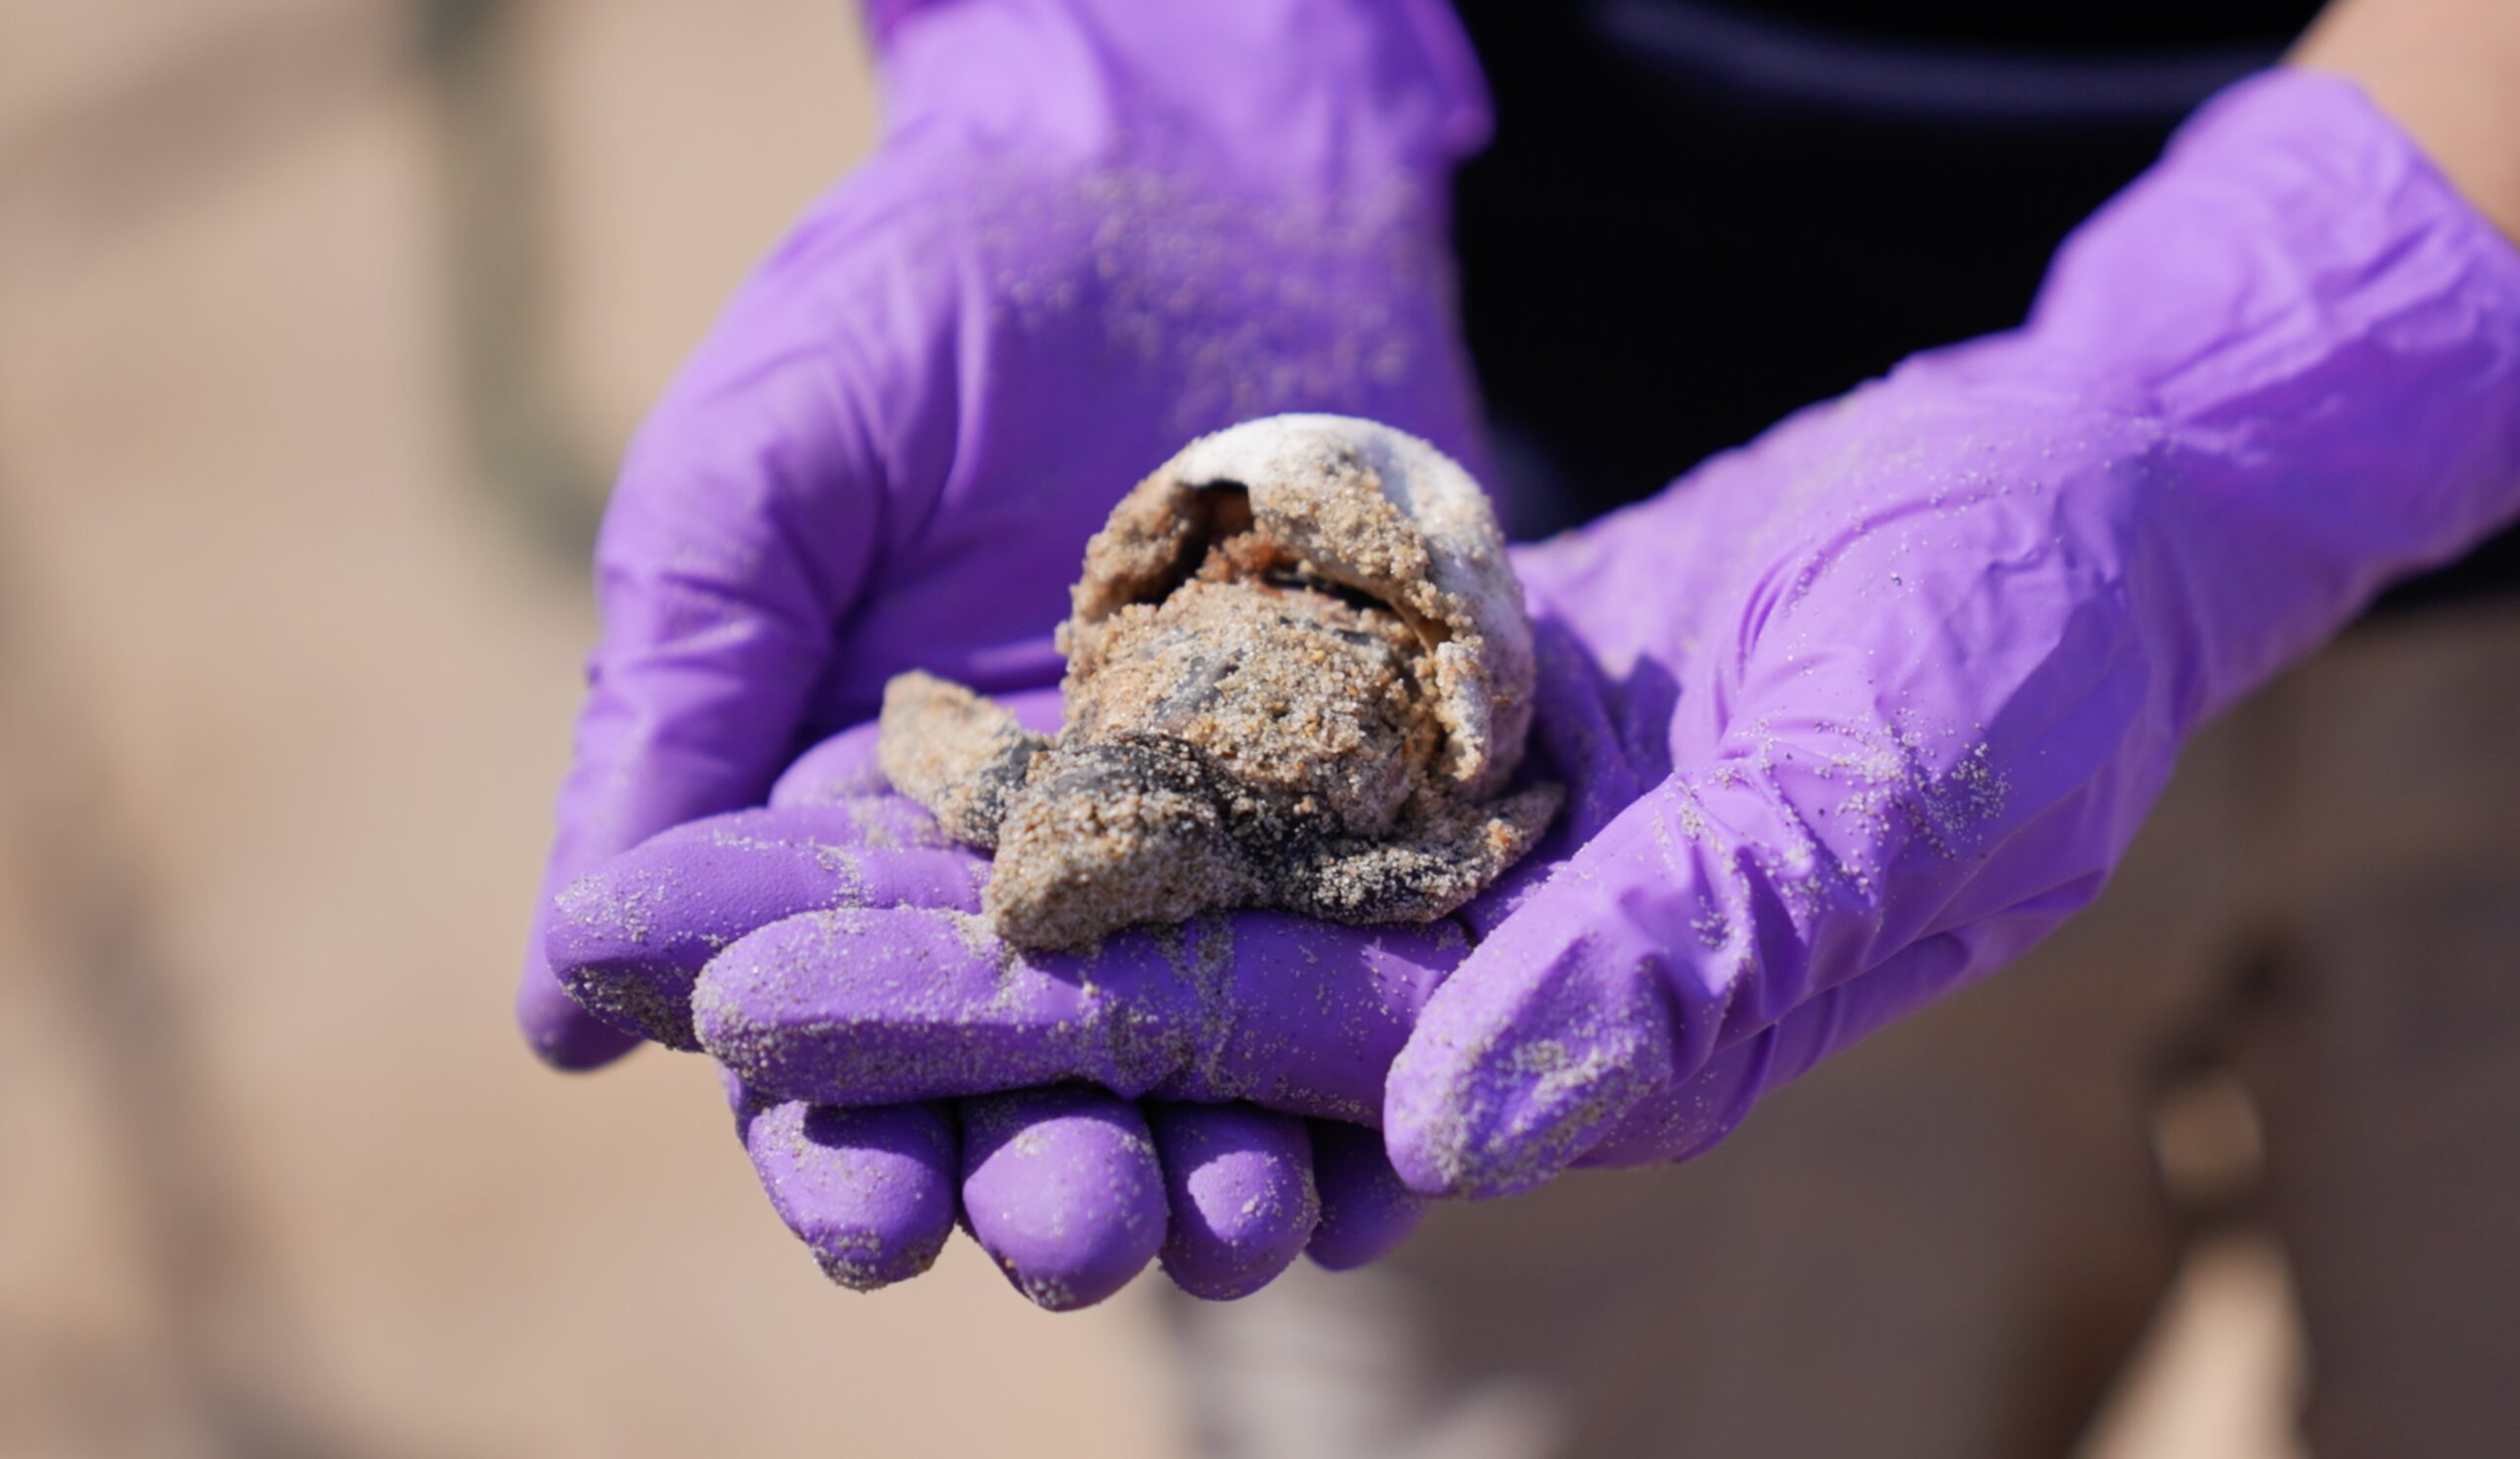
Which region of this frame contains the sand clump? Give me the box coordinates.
[880,414,1560,950]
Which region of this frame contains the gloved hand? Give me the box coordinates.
[668,70,2520,1206]
[518,0,1485,1304]
[518,0,1492,1067]
[554,698,1429,1305]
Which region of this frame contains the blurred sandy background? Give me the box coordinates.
[0,4,2301,1456]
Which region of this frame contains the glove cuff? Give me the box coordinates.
[2005,68,2520,707]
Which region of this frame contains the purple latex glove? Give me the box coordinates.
[555,701,1429,1306]
[518,0,1491,1067]
[684,71,2520,1205]
[731,1052,1410,1308]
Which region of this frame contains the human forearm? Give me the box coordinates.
[2295,0,2520,238]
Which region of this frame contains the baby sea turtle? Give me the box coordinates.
[879,414,1561,950]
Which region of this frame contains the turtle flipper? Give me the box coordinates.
[876,671,1052,850]
[984,737,1258,951]
[1271,784,1563,925]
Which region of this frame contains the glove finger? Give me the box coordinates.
[546,804,985,1048]
[769,688,1066,808]
[766,720,889,807]
[699,909,1195,1106]
[696,908,1455,1118]
[1568,1033,1770,1173]
[1384,883,1683,1199]
[1390,814,2002,1196]
[1570,928,1986,1170]
[732,1082,960,1292]
[517,959,643,1070]
[1148,1103,1319,1301]
[960,1087,1166,1311]
[1304,1118,1429,1270]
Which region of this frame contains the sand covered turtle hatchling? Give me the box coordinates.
[879,414,1562,950]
